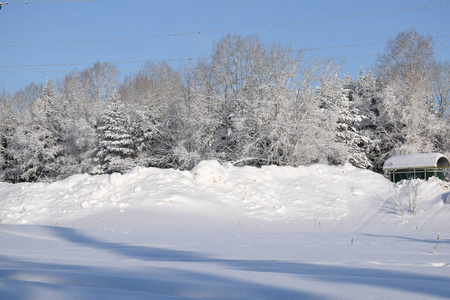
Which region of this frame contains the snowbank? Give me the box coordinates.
[1,160,448,232]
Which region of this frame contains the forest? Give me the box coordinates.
[0,29,449,183]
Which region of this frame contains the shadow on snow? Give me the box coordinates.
[1,226,450,299]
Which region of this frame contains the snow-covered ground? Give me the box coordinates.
[1,161,450,299]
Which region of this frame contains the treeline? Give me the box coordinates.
[0,30,449,183]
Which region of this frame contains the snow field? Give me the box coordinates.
[1,161,450,299]
[1,225,450,299]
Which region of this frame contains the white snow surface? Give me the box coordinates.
[1,161,450,299]
[383,152,450,170]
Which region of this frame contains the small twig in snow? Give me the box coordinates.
[238,221,242,238]
[433,233,441,255]
[100,218,106,231]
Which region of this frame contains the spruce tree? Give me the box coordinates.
[94,91,136,174]
[316,76,371,168]
[5,78,67,182]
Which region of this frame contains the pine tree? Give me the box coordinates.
[5,79,68,182]
[119,62,187,168]
[0,93,16,181]
[340,76,372,168]
[351,69,385,170]
[316,75,371,168]
[94,91,136,174]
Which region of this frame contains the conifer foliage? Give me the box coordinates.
[94,91,136,174]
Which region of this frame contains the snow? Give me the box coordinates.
[1,161,450,299]
[383,152,450,170]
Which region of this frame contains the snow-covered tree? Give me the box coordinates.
[340,79,372,169]
[185,34,324,167]
[350,69,386,170]
[0,92,16,180]
[123,62,186,168]
[5,79,69,182]
[2,31,446,182]
[374,29,444,165]
[56,71,100,177]
[93,91,136,174]
[169,59,224,169]
[11,82,43,116]
[59,70,100,124]
[315,74,371,167]
[376,29,434,92]
[81,62,119,104]
[59,118,97,176]
[432,61,450,119]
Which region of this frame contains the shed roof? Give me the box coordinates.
[383,153,450,170]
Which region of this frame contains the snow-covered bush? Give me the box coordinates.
[385,179,424,216]
[384,179,445,216]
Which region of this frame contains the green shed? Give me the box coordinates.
[383,153,450,183]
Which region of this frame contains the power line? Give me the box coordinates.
[2,48,449,73]
[0,47,448,72]
[0,57,202,68]
[0,0,97,11]
[303,34,450,51]
[304,46,450,61]
[0,0,97,4]
[303,41,385,51]
[0,70,73,73]
[1,36,449,69]
[1,3,449,48]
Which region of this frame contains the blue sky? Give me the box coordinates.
[1,0,449,93]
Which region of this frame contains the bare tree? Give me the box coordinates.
[11,82,43,115]
[81,62,119,104]
[375,29,441,155]
[432,61,450,118]
[376,29,434,95]
[193,34,307,165]
[118,62,186,168]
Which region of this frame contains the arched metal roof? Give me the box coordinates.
[383,153,450,170]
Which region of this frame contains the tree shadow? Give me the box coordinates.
[0,254,323,300]
[369,193,398,216]
[442,192,450,204]
[362,233,450,245]
[50,226,450,298]
[3,226,450,299]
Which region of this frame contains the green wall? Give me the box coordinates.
[389,168,445,183]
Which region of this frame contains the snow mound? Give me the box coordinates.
[191,160,229,184]
[0,161,449,232]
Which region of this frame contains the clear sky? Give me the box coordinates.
[1,0,449,94]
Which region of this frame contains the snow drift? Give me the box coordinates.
[1,161,448,232]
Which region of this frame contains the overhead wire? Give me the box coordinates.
[0,57,203,68]
[1,3,448,73]
[1,35,449,69]
[1,3,449,48]
[1,47,449,73]
[0,0,97,4]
